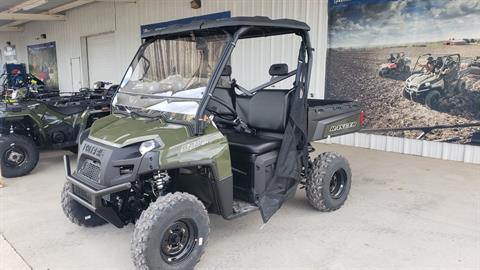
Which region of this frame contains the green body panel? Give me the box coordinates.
[0,102,89,143]
[323,113,361,137]
[88,114,233,181]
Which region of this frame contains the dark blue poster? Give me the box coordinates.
[326,0,480,144]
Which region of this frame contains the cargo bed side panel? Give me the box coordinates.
[307,99,362,142]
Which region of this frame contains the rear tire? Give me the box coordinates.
[0,134,39,178]
[61,182,106,227]
[425,90,441,110]
[132,192,209,270]
[306,152,352,211]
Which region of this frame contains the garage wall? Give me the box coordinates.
[0,0,328,97]
[0,0,478,164]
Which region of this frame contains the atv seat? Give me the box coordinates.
[47,104,86,115]
[226,133,281,154]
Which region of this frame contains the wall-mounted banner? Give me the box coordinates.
[326,0,480,145]
[27,41,59,90]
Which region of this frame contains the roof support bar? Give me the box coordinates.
[0,13,65,21]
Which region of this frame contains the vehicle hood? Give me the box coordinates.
[406,73,435,87]
[88,114,191,148]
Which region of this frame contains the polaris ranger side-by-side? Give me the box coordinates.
[61,17,363,270]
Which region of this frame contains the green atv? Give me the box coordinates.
[0,83,117,178]
[61,17,364,269]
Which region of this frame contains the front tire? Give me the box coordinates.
[0,134,39,178]
[425,90,441,110]
[306,152,352,211]
[132,192,209,270]
[61,182,106,227]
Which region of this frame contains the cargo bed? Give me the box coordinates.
[307,99,362,142]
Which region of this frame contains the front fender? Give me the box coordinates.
[1,111,47,142]
[160,131,232,181]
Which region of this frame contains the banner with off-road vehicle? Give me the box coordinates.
[27,41,59,90]
[326,0,480,145]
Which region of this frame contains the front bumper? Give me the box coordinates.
[403,87,428,102]
[64,155,131,228]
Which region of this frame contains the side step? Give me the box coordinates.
[227,200,258,220]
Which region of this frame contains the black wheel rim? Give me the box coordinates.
[160,219,197,264]
[3,145,27,167]
[329,169,348,199]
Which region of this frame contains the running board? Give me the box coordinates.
[226,200,258,220]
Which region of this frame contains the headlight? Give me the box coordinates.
[425,82,431,87]
[139,140,159,155]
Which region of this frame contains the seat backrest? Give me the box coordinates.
[208,87,235,115]
[236,89,292,133]
[207,65,235,115]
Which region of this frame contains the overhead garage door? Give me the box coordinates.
[87,33,118,87]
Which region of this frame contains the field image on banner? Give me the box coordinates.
[326,0,480,144]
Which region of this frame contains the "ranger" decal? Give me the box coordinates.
[329,121,358,133]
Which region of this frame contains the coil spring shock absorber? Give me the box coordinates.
[153,171,171,194]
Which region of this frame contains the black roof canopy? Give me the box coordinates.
[141,16,310,40]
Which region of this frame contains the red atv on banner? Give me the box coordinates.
[378,52,411,80]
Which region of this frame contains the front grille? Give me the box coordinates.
[406,85,417,92]
[78,159,101,183]
[73,185,92,203]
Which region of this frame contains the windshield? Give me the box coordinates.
[113,33,229,122]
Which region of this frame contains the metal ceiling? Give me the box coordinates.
[0,0,90,28]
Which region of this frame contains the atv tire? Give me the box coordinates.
[306,152,352,211]
[132,192,209,270]
[456,80,466,93]
[61,182,106,227]
[0,134,39,178]
[425,90,441,110]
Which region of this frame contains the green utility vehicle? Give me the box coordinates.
[0,83,117,177]
[404,53,466,109]
[61,17,363,269]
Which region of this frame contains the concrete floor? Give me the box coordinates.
[0,143,479,270]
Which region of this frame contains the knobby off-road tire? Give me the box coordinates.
[0,134,39,178]
[306,152,352,211]
[456,80,466,93]
[132,192,209,270]
[61,182,106,227]
[425,90,441,110]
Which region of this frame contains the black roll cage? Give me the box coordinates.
[118,20,313,135]
[194,26,313,135]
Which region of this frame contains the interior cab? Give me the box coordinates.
[207,63,294,206]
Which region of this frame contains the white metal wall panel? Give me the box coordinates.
[86,32,118,86]
[322,133,480,164]
[403,138,423,156]
[441,143,465,162]
[0,0,478,164]
[370,134,388,151]
[386,136,404,153]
